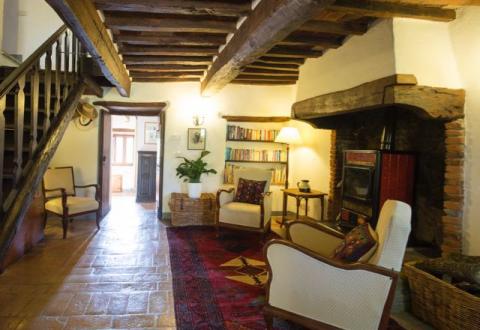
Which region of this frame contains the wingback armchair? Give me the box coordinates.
[263,200,412,330]
[216,168,272,236]
[43,167,101,239]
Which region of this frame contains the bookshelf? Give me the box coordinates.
[223,119,288,186]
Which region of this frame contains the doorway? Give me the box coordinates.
[95,102,167,219]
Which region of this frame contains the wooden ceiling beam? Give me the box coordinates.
[133,77,200,82]
[94,0,251,17]
[200,0,335,95]
[267,46,323,58]
[351,0,480,8]
[104,15,237,33]
[123,55,212,65]
[231,80,296,85]
[127,64,208,72]
[248,62,300,71]
[114,33,226,46]
[281,33,343,48]
[236,74,298,81]
[299,20,369,35]
[120,45,219,56]
[241,68,299,76]
[131,72,204,78]
[257,56,305,65]
[46,0,131,96]
[330,0,457,21]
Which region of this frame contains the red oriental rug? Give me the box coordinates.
[167,226,404,330]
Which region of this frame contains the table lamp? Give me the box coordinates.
[275,126,302,189]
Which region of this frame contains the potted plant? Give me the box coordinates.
[175,150,217,198]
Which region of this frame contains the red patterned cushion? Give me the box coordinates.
[332,223,377,262]
[234,178,267,205]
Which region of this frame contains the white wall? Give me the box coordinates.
[50,82,297,212]
[17,0,62,59]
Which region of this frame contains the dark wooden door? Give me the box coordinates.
[136,151,157,203]
[99,112,111,216]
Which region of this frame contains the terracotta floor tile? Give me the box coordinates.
[64,315,112,329]
[85,293,110,315]
[126,292,149,314]
[0,197,176,329]
[113,314,156,328]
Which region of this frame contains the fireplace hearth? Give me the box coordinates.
[292,75,466,255]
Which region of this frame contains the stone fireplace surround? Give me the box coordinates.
[292,75,466,255]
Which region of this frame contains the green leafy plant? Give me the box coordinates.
[176,150,217,183]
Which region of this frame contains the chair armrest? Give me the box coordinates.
[264,240,398,330]
[260,192,272,229]
[75,184,100,201]
[216,188,235,208]
[286,221,345,257]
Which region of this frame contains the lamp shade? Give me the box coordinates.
[275,127,302,145]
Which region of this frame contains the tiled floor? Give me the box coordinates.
[0,196,176,329]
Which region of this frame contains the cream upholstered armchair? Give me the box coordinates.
[42,167,101,239]
[263,200,411,330]
[216,168,272,236]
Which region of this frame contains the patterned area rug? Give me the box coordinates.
[167,226,404,330]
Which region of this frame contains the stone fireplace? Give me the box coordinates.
[292,75,466,255]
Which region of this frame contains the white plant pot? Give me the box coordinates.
[187,182,202,198]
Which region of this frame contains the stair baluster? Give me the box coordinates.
[0,96,5,206]
[63,31,70,100]
[29,61,40,157]
[13,76,25,186]
[44,47,52,132]
[54,39,61,116]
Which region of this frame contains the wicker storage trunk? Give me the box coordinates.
[404,261,480,330]
[169,193,216,226]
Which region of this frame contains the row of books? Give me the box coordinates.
[223,164,286,185]
[226,125,279,141]
[225,148,287,162]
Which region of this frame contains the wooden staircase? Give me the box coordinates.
[0,25,102,269]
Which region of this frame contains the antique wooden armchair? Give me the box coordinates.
[42,166,101,239]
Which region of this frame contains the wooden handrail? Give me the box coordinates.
[0,25,67,99]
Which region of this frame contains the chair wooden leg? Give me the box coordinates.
[62,216,68,239]
[264,312,274,330]
[43,211,48,229]
[96,210,101,230]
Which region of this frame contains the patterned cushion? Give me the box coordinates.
[234,178,267,205]
[332,223,378,262]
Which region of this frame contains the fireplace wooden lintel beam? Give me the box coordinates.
[292,74,465,127]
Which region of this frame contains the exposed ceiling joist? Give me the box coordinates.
[134,77,200,82]
[114,32,226,46]
[46,0,131,96]
[94,0,251,17]
[201,0,335,95]
[123,55,212,65]
[299,20,368,35]
[127,64,209,72]
[104,15,237,33]
[120,45,219,56]
[369,0,480,7]
[241,68,299,76]
[331,0,457,21]
[248,62,300,71]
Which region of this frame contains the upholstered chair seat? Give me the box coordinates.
[45,196,99,215]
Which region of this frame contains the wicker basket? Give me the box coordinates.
[169,193,216,226]
[404,261,480,330]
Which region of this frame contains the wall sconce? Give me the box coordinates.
[74,102,98,127]
[192,113,205,127]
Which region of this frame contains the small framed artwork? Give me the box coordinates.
[187,128,206,150]
[144,122,159,144]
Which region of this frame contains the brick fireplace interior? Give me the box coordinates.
[326,107,464,255]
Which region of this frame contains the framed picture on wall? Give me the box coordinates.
[187,128,206,150]
[144,122,159,144]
